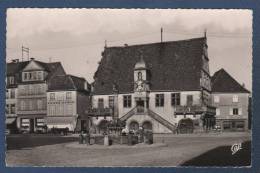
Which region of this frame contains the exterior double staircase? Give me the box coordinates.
[119,107,177,133]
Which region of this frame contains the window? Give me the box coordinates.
[236,121,245,129]
[24,73,28,80]
[21,100,26,111]
[108,96,115,108]
[67,104,73,115]
[138,72,142,80]
[187,95,193,106]
[216,108,220,116]
[6,104,9,114]
[123,95,132,108]
[36,118,45,127]
[6,90,9,99]
[50,93,55,100]
[9,76,15,85]
[32,71,37,80]
[37,71,43,80]
[28,73,32,80]
[66,92,72,100]
[98,98,104,108]
[214,96,219,103]
[233,95,238,102]
[10,104,15,114]
[37,100,43,110]
[21,118,30,127]
[171,93,180,106]
[10,89,15,98]
[233,108,239,115]
[29,100,33,110]
[49,105,55,116]
[155,94,164,107]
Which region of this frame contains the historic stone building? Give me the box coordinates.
[47,75,91,132]
[211,68,250,131]
[90,36,216,133]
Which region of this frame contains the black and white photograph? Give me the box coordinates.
[5,9,252,167]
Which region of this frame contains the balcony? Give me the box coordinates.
[86,107,113,116]
[18,94,46,99]
[175,105,216,115]
[17,109,47,115]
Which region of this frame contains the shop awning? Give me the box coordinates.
[6,118,16,125]
[46,116,76,125]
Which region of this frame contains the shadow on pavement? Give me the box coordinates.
[6,134,78,150]
[181,141,251,167]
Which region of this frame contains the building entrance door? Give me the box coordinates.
[136,100,145,113]
[29,119,34,133]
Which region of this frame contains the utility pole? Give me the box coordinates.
[161,27,163,43]
[22,46,30,61]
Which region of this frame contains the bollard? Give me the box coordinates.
[79,133,83,144]
[104,135,109,146]
[82,133,86,144]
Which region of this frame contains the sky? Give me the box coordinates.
[6,9,252,91]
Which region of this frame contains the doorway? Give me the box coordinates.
[29,119,34,133]
[136,100,144,113]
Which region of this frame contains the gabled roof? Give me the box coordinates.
[211,68,250,93]
[93,37,206,94]
[6,60,64,81]
[48,74,89,92]
[6,61,29,76]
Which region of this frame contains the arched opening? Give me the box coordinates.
[98,120,108,134]
[142,121,153,131]
[178,118,194,134]
[129,121,139,131]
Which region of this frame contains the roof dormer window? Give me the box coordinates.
[22,71,44,82]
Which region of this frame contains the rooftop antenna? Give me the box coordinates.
[22,46,29,61]
[161,27,163,43]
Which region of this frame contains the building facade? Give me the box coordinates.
[14,58,66,133]
[90,36,216,134]
[6,59,28,132]
[46,75,91,132]
[211,69,250,131]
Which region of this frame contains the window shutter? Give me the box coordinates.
[229,108,233,115]
[239,108,242,115]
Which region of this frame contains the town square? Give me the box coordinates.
[5,9,252,167]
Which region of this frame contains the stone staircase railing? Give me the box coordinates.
[147,109,177,133]
[119,107,136,122]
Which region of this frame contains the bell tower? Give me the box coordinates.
[134,54,149,92]
[134,53,150,113]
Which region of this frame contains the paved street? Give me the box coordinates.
[6,132,251,167]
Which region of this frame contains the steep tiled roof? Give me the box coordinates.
[48,74,89,92]
[93,37,206,94]
[6,61,29,76]
[211,68,250,93]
